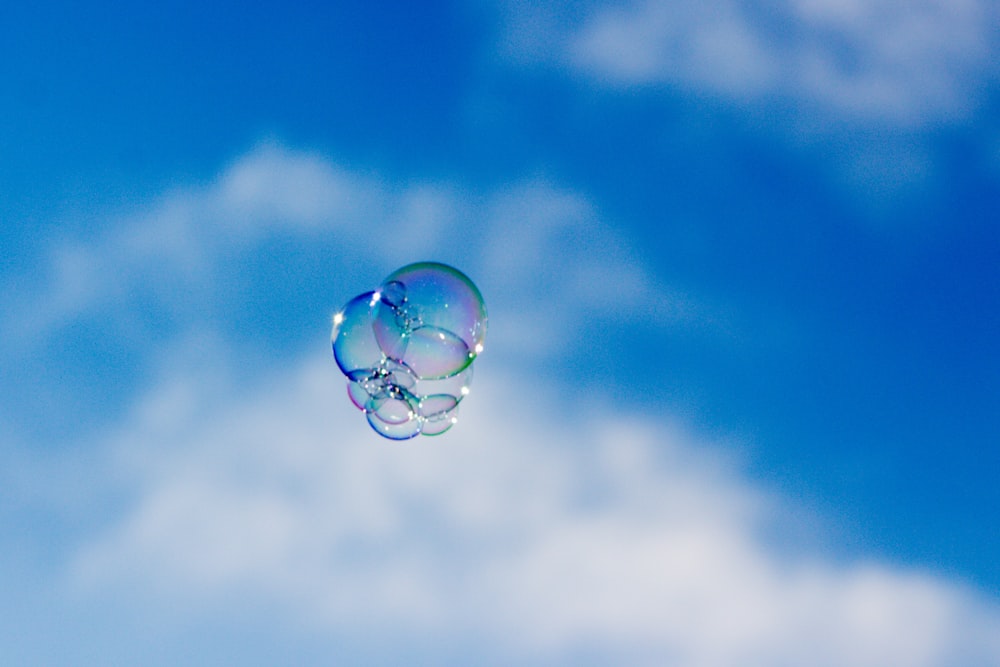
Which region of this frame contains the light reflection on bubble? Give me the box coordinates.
[330,262,486,439]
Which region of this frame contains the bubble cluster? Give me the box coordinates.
[331,262,487,439]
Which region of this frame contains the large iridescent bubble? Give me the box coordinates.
[331,262,486,439]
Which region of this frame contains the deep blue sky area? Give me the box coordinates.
[5,0,1000,574]
[2,1,999,660]
[0,1,484,207]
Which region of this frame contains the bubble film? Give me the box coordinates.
[330,262,486,439]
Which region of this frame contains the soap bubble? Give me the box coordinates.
[330,262,486,439]
[332,291,384,375]
[372,263,487,379]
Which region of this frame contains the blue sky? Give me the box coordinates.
[2,0,999,664]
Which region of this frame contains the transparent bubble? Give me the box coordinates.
[330,262,486,440]
[417,393,458,419]
[372,262,487,380]
[413,364,473,404]
[367,409,422,440]
[331,291,384,375]
[420,404,459,436]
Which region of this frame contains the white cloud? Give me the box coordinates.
[1,144,380,343]
[215,144,379,231]
[1,144,693,361]
[5,141,999,664]
[69,346,1000,665]
[478,180,696,356]
[508,0,998,126]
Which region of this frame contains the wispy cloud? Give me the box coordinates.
[69,347,1000,665]
[5,142,1000,664]
[0,144,378,345]
[1,143,694,360]
[502,0,998,127]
